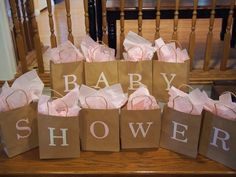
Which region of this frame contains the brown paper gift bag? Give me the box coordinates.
[152,59,189,102]
[50,61,84,96]
[84,61,118,89]
[0,90,38,158]
[160,104,202,158]
[120,96,161,149]
[199,110,236,170]
[80,108,120,152]
[38,100,80,159]
[118,60,153,95]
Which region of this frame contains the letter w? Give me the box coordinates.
[129,122,153,138]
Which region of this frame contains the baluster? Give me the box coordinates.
[155,0,161,39]
[20,0,32,51]
[26,0,44,73]
[65,0,74,44]
[15,0,28,52]
[203,0,216,71]
[120,0,125,56]
[9,0,28,73]
[172,0,179,40]
[102,0,108,44]
[138,0,143,36]
[188,0,198,71]
[220,0,235,70]
[46,0,57,48]
[83,0,90,35]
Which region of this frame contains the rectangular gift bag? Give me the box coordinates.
[118,60,153,95]
[38,113,80,159]
[84,61,118,89]
[160,106,202,158]
[50,61,84,96]
[80,108,120,152]
[0,99,38,158]
[199,111,236,170]
[153,60,189,102]
[120,108,161,149]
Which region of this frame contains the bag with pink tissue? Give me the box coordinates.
[153,38,190,102]
[0,70,43,157]
[118,31,154,94]
[120,86,161,149]
[123,31,156,61]
[37,87,80,159]
[160,85,203,158]
[199,92,236,170]
[50,41,84,96]
[79,84,126,152]
[81,36,118,89]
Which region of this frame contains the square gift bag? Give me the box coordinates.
[120,87,161,149]
[153,39,190,102]
[37,89,81,159]
[199,92,236,170]
[0,90,38,158]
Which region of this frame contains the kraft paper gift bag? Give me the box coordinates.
[50,61,84,96]
[0,93,38,158]
[153,38,190,102]
[160,106,202,158]
[84,61,118,89]
[80,108,120,152]
[120,87,161,149]
[199,92,236,170]
[37,88,81,159]
[118,60,153,95]
[50,41,85,96]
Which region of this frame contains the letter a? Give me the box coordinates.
[94,72,109,89]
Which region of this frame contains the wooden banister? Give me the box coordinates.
[220,0,235,71]
[203,0,216,71]
[46,0,57,48]
[188,0,198,71]
[138,0,143,36]
[120,0,125,56]
[9,0,28,73]
[102,0,108,44]
[172,0,179,40]
[155,0,161,39]
[65,0,74,44]
[84,0,90,35]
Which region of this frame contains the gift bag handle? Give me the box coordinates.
[158,44,178,63]
[90,44,113,62]
[130,95,154,110]
[127,45,145,61]
[220,91,236,98]
[168,40,183,50]
[58,46,79,63]
[214,102,236,118]
[178,84,194,92]
[47,97,69,117]
[85,95,108,109]
[5,89,29,110]
[172,95,194,114]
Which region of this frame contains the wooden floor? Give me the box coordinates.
[36,0,236,71]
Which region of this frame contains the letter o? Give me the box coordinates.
[90,121,109,139]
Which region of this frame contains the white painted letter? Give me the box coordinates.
[48,127,68,146]
[128,73,144,90]
[90,121,109,139]
[129,122,153,138]
[171,121,188,143]
[210,127,230,151]
[160,73,176,91]
[63,74,77,92]
[94,72,109,89]
[16,118,32,140]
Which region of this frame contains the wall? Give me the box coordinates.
[0,0,16,80]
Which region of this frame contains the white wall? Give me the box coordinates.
[0,0,17,80]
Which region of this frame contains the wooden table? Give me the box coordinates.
[96,0,236,50]
[0,147,235,176]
